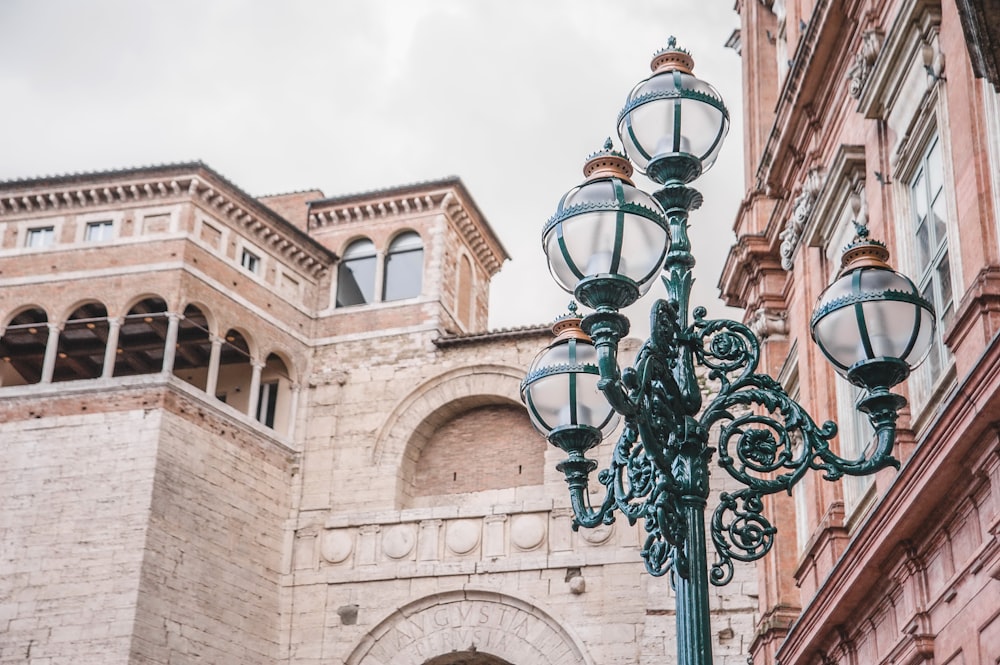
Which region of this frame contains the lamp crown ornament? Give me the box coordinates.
[583,138,634,183]
[651,36,695,74]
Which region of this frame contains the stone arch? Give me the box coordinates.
[345,589,594,665]
[372,365,526,504]
[0,306,50,385]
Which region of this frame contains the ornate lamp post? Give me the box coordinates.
[520,38,935,665]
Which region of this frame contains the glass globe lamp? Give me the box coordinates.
[617,37,730,185]
[542,140,669,311]
[521,305,620,457]
[811,234,936,391]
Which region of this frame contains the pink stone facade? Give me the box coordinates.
[724,0,1000,662]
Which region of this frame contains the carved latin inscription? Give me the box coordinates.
[350,593,589,665]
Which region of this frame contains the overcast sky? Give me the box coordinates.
[0,1,744,333]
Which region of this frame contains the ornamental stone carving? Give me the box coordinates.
[779,168,825,271]
[322,528,354,564]
[847,30,882,99]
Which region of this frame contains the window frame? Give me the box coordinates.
[335,237,378,308]
[241,247,261,275]
[25,226,55,249]
[381,230,424,303]
[893,122,959,413]
[84,219,115,243]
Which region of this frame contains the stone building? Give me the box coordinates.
[723,0,1000,663]
[0,162,755,664]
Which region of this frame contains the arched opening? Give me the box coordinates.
[172,304,212,390]
[256,352,292,432]
[115,298,170,377]
[53,301,110,382]
[214,329,253,413]
[423,653,513,665]
[0,307,49,386]
[336,238,377,307]
[383,231,423,302]
[409,401,542,507]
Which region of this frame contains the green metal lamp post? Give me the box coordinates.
[521,38,935,665]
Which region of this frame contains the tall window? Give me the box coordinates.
[382,232,423,302]
[336,238,377,307]
[85,220,114,242]
[909,135,953,401]
[25,226,54,248]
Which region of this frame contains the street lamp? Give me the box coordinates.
[520,38,935,665]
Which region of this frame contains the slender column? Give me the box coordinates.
[204,335,223,396]
[40,323,61,383]
[373,250,386,303]
[101,317,122,378]
[286,383,301,438]
[160,313,180,374]
[247,360,263,419]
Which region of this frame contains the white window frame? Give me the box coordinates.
[25,226,55,249]
[84,219,115,242]
[241,247,261,275]
[893,120,959,414]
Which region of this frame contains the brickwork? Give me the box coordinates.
[412,404,543,497]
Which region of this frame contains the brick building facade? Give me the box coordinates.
[0,163,756,664]
[723,0,1000,662]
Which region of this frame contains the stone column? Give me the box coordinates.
[160,312,180,374]
[40,323,61,383]
[205,335,223,396]
[101,317,122,378]
[247,360,263,419]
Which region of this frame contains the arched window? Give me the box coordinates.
[383,231,423,302]
[336,239,376,307]
[0,307,49,386]
[54,302,110,382]
[115,298,169,377]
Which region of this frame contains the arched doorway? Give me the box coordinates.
[423,653,512,665]
[345,589,592,665]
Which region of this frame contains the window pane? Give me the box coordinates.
[85,221,113,242]
[915,220,931,269]
[383,233,423,302]
[930,191,947,250]
[926,137,942,194]
[336,255,376,306]
[26,227,54,248]
[241,249,260,273]
[383,249,423,301]
[911,171,928,219]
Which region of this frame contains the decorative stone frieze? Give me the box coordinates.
[847,30,883,99]
[779,168,825,271]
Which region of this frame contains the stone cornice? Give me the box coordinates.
[307,178,509,277]
[775,334,1000,662]
[0,162,335,279]
[718,232,783,309]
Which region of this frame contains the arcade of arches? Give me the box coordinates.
[0,296,295,434]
